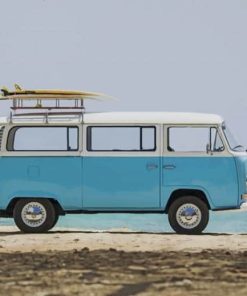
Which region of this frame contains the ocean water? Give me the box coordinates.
[1,210,247,233]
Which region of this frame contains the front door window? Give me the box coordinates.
[167,126,224,153]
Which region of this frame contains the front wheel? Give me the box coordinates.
[13,199,57,233]
[168,196,209,234]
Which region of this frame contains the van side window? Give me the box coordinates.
[168,127,224,152]
[87,126,156,151]
[7,126,78,151]
[210,128,225,152]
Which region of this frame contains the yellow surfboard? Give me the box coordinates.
[0,84,110,100]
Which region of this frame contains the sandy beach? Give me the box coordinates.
[0,226,247,253]
[1,226,247,295]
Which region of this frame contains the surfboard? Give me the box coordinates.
[0,84,110,100]
[0,93,105,100]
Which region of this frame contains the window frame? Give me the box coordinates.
[166,125,225,154]
[7,125,79,152]
[209,127,225,152]
[86,125,157,152]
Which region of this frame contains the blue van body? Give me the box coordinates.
[0,154,245,212]
[0,111,246,234]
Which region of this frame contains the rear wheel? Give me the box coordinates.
[13,199,57,233]
[168,196,209,234]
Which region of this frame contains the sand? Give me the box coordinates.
[0,226,247,295]
[0,226,246,253]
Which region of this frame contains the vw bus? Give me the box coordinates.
[0,86,246,234]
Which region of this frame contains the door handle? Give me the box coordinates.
[146,163,158,170]
[163,164,176,170]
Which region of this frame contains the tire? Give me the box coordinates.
[13,199,57,233]
[48,214,60,230]
[168,196,209,234]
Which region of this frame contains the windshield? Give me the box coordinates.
[222,123,245,152]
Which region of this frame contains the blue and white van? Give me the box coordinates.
[0,111,246,234]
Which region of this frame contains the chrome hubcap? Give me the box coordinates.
[21,202,47,227]
[176,203,202,229]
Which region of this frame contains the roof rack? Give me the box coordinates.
[11,97,85,110]
[9,112,84,124]
[0,84,110,122]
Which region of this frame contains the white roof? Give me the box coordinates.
[84,112,223,125]
[0,112,223,125]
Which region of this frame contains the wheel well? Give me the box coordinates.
[6,198,65,216]
[165,189,210,213]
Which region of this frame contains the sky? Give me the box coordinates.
[0,0,247,145]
